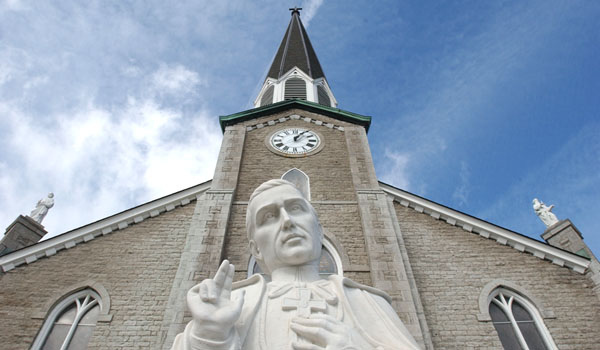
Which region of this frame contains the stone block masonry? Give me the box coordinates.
[0,204,194,350]
[395,203,600,349]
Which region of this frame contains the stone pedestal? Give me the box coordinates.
[542,219,600,300]
[541,219,594,259]
[0,215,47,257]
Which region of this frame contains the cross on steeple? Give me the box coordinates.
[289,7,302,16]
[282,287,326,317]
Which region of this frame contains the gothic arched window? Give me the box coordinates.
[32,289,101,350]
[282,168,310,200]
[284,78,307,100]
[489,288,556,350]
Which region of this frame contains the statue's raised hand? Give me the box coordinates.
[187,260,245,341]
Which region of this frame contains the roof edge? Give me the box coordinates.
[0,180,213,273]
[379,181,590,274]
[220,100,371,132]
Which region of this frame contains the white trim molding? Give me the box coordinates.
[0,181,212,273]
[380,182,590,274]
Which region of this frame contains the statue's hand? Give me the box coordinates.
[187,260,245,342]
[290,314,363,350]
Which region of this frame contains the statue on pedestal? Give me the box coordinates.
[532,198,559,227]
[172,179,420,349]
[29,192,54,224]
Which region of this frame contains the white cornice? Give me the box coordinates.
[380,182,590,274]
[0,181,212,273]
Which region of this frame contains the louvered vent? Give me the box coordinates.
[317,85,331,107]
[260,85,274,106]
[284,78,307,100]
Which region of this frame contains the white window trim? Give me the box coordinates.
[31,289,102,350]
[282,168,311,201]
[488,288,558,350]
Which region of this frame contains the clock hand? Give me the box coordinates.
[294,130,310,141]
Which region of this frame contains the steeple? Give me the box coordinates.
[254,8,337,108]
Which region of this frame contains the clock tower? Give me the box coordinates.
[161,8,431,349]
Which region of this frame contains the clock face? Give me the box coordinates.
[268,127,321,156]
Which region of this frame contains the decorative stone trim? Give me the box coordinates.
[245,114,345,132]
[476,279,555,321]
[0,182,212,273]
[380,182,590,275]
[32,280,113,322]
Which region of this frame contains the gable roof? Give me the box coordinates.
[0,181,211,273]
[219,99,371,132]
[380,182,590,274]
[2,178,590,275]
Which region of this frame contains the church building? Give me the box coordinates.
[1,8,599,350]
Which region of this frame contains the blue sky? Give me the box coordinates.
[1,0,599,256]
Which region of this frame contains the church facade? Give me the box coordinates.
[1,9,599,350]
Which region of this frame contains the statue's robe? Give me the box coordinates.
[172,274,421,350]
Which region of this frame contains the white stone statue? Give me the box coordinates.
[29,192,54,224]
[532,198,559,227]
[172,179,421,350]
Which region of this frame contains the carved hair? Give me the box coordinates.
[248,179,299,203]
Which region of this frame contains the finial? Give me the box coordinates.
[289,7,302,16]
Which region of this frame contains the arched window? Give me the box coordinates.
[260,85,274,106]
[282,168,310,201]
[317,85,331,107]
[248,237,343,278]
[489,288,557,350]
[284,78,307,100]
[32,289,101,350]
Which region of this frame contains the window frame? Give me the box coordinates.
[31,289,102,350]
[488,287,557,350]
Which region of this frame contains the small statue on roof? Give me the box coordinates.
[29,192,54,224]
[532,198,559,227]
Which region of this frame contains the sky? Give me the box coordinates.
[1,0,599,257]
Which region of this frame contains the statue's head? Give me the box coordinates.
[246,179,323,274]
[48,193,54,198]
[532,198,540,209]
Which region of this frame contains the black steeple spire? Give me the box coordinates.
[266,8,325,80]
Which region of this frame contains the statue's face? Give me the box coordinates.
[248,184,322,272]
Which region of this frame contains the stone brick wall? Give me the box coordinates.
[0,204,194,350]
[395,202,600,349]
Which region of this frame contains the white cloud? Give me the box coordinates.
[300,0,324,27]
[452,161,470,207]
[151,64,203,95]
[0,63,222,240]
[379,149,411,190]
